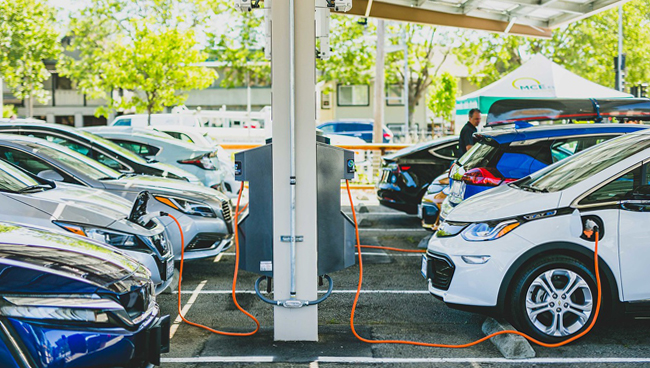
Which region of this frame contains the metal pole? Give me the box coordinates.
[288,0,297,299]
[617,5,623,92]
[373,19,385,144]
[403,27,409,142]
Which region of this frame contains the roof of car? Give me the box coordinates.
[383,135,458,161]
[84,126,210,152]
[477,123,650,145]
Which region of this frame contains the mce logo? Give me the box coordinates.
[512,77,554,91]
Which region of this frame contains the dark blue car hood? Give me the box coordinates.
[0,223,149,295]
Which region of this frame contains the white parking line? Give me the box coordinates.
[173,289,429,295]
[170,280,207,339]
[471,362,481,368]
[162,356,650,364]
[218,252,424,257]
[342,212,419,216]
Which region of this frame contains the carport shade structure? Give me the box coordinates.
[337,0,631,38]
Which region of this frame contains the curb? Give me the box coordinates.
[482,317,536,359]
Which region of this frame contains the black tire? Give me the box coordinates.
[509,255,599,343]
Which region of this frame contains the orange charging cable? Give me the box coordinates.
[345,179,602,348]
[169,181,260,336]
[360,245,424,253]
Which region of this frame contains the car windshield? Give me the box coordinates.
[515,133,650,193]
[0,160,40,192]
[23,142,121,180]
[75,130,150,164]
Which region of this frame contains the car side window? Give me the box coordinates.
[433,143,460,160]
[112,140,160,157]
[551,136,612,163]
[0,146,79,184]
[25,133,91,156]
[179,133,194,144]
[580,165,644,205]
[113,118,132,126]
[92,151,130,172]
[495,142,550,179]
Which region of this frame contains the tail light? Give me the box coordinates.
[399,165,411,171]
[461,167,513,186]
[383,132,392,140]
[178,153,216,170]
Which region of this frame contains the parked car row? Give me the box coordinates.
[0,118,250,366]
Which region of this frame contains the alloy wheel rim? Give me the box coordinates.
[525,268,593,337]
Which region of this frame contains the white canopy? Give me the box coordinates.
[455,54,632,129]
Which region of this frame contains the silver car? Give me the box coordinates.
[0,134,234,261]
[0,159,174,294]
[85,126,225,190]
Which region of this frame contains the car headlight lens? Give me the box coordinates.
[0,296,124,324]
[436,221,469,238]
[54,222,140,248]
[461,220,520,241]
[154,195,216,218]
[426,183,445,195]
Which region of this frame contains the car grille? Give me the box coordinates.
[222,200,233,232]
[426,252,455,291]
[187,234,224,250]
[151,232,170,255]
[117,282,154,322]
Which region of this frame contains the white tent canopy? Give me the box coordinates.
[455,54,632,130]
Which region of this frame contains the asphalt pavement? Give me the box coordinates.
[156,190,650,367]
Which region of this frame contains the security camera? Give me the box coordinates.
[327,0,353,12]
[234,0,260,12]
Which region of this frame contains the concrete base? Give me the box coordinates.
[482,317,536,359]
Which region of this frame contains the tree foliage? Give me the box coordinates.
[60,0,217,120]
[0,0,60,117]
[205,1,270,88]
[454,0,650,89]
[427,72,457,122]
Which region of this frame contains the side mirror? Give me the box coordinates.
[37,170,64,182]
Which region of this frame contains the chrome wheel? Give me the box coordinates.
[525,268,593,337]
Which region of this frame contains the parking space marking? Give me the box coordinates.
[309,361,319,368]
[471,362,481,368]
[162,357,650,364]
[213,253,225,263]
[342,212,419,216]
[358,228,429,232]
[173,289,429,295]
[170,280,207,339]
[218,252,423,257]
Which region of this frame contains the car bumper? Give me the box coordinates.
[159,214,231,261]
[0,309,170,368]
[424,233,533,307]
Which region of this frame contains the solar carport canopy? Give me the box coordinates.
[339,0,630,38]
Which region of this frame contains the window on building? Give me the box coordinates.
[386,85,405,106]
[55,74,73,90]
[337,85,369,106]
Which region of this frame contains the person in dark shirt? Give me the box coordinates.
[458,108,481,157]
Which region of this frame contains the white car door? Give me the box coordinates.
[579,162,650,302]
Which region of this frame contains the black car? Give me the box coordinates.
[0,119,201,184]
[376,136,459,214]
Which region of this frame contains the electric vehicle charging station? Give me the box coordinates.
[234,137,357,279]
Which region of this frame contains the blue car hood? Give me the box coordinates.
[0,223,149,294]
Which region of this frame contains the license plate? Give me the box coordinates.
[417,204,423,219]
[166,259,174,281]
[421,255,428,279]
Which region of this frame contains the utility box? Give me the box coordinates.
[234,137,356,277]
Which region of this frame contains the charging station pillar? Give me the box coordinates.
[271,0,318,341]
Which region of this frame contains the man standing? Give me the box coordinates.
[458,108,481,157]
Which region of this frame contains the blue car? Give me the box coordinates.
[0,222,170,368]
[317,119,393,143]
[440,123,649,220]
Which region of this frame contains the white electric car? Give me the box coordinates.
[425,130,650,342]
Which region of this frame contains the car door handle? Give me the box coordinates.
[620,200,650,212]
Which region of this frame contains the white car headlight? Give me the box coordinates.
[154,195,216,218]
[461,220,520,241]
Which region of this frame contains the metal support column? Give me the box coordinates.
[271,0,319,341]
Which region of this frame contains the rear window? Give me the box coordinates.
[459,140,551,179]
[113,118,131,126]
[458,142,499,170]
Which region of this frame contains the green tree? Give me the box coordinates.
[60,0,217,122]
[2,104,17,118]
[427,72,458,124]
[0,0,60,117]
[205,1,270,88]
[455,0,650,89]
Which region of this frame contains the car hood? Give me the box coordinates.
[107,175,229,202]
[0,222,149,294]
[12,184,132,227]
[445,184,562,223]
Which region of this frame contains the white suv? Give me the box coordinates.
[424,130,650,342]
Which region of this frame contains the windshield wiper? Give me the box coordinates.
[517,184,549,193]
[17,184,53,193]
